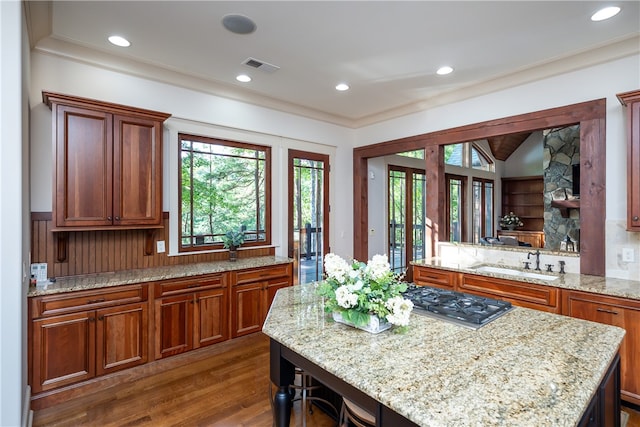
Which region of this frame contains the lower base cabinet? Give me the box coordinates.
[563,291,640,406]
[154,275,228,359]
[30,285,148,394]
[577,354,621,427]
[231,264,293,337]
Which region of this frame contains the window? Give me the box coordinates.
[472,178,494,243]
[444,144,463,166]
[471,144,494,171]
[179,133,271,252]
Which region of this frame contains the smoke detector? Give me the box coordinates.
[242,57,280,74]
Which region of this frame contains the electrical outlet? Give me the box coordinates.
[156,240,166,253]
[369,228,375,235]
[622,247,634,263]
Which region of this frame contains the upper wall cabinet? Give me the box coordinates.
[618,90,640,232]
[44,92,171,230]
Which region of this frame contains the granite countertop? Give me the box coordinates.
[28,256,292,297]
[412,258,640,302]
[263,284,625,427]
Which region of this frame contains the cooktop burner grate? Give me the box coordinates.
[403,284,513,329]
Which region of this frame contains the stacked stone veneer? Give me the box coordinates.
[543,125,580,251]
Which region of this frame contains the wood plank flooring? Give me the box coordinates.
[32,333,335,427]
[32,331,640,426]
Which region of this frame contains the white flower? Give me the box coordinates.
[335,285,358,308]
[385,296,414,327]
[366,254,391,281]
[347,279,364,292]
[324,253,351,284]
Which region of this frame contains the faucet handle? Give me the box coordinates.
[558,260,566,274]
[545,264,553,273]
[523,261,531,270]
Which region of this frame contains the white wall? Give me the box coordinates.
[1,1,27,425]
[29,52,356,259]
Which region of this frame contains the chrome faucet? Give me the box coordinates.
[527,250,541,271]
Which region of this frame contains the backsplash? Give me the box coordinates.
[606,220,640,280]
[438,242,580,274]
[30,212,274,278]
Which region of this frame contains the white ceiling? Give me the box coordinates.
[27,1,640,127]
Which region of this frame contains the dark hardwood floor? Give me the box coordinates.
[32,331,640,426]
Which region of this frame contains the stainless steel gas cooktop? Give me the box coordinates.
[403,284,513,330]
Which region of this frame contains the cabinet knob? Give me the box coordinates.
[98,316,104,321]
[634,216,639,221]
[107,216,112,221]
[115,216,121,221]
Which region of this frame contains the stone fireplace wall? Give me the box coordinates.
[543,125,580,251]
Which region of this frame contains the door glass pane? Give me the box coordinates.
[472,180,482,243]
[293,157,325,284]
[449,178,463,242]
[412,172,426,263]
[388,169,406,273]
[484,181,494,237]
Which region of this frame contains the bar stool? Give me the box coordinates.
[339,398,376,427]
[270,367,338,427]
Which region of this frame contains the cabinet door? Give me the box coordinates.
[31,311,95,393]
[194,288,228,348]
[231,282,264,338]
[264,278,291,321]
[564,292,640,405]
[627,97,640,230]
[96,302,148,376]
[155,294,193,359]
[54,104,113,227]
[112,115,163,226]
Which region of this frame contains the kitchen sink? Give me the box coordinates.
[471,265,558,282]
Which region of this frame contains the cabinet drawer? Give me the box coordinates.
[234,264,292,285]
[460,274,559,311]
[31,284,147,318]
[413,266,457,290]
[154,274,226,297]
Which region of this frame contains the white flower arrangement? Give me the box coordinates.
[317,253,414,329]
[499,212,524,228]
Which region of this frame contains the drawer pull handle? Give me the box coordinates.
[87,298,106,304]
[187,284,201,288]
[596,308,618,315]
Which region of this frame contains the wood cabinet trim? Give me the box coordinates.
[153,273,227,297]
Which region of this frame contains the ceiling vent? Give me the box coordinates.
[242,57,280,73]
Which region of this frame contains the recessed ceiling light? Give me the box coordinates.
[591,6,621,21]
[222,14,257,34]
[236,74,252,83]
[108,35,130,47]
[335,83,350,91]
[436,66,454,75]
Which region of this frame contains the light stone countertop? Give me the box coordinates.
[412,258,640,301]
[27,256,292,297]
[262,283,625,427]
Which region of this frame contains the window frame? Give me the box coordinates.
[445,173,467,242]
[178,132,272,253]
[471,177,495,243]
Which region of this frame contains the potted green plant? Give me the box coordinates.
[222,230,245,262]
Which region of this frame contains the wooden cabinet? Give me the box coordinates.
[154,274,228,359]
[231,264,292,337]
[496,230,545,248]
[30,285,148,393]
[501,176,544,233]
[563,290,640,406]
[617,90,640,231]
[459,273,560,313]
[413,265,458,290]
[577,354,621,427]
[43,92,170,230]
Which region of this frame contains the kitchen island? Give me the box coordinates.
[263,284,625,427]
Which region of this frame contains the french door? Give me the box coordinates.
[388,166,426,281]
[288,150,329,285]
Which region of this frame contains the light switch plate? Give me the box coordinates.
[156,240,166,253]
[622,247,634,263]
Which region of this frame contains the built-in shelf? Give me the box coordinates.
[551,199,580,218]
